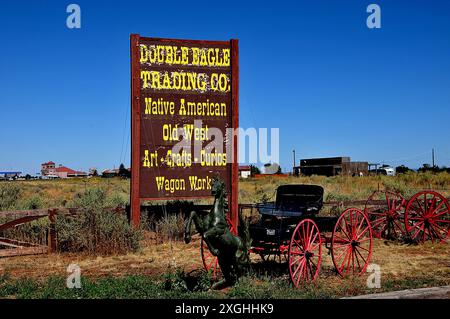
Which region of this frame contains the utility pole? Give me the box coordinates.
[432,148,435,167]
[293,149,296,168]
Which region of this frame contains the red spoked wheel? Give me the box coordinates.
[364,190,407,240]
[200,217,236,278]
[404,191,450,243]
[332,208,372,277]
[288,219,322,287]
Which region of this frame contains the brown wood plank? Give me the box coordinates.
[0,215,49,232]
[230,39,239,229]
[0,209,48,220]
[130,33,141,228]
[0,237,40,248]
[0,246,48,258]
[0,241,22,248]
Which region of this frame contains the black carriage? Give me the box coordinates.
[200,184,373,286]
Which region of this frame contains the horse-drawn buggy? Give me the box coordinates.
[198,184,373,287]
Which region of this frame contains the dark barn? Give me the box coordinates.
[293,157,368,177]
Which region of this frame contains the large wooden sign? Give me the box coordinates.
[130,35,239,227]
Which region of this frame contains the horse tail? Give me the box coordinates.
[237,210,252,252]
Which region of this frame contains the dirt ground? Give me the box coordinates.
[1,231,449,288]
[0,232,203,280]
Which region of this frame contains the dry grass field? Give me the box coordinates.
[0,172,449,298]
[2,172,450,210]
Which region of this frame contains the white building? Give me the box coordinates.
[239,165,252,178]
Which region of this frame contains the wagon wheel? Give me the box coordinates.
[364,190,407,240]
[288,219,322,287]
[404,190,450,243]
[200,217,236,278]
[332,208,372,277]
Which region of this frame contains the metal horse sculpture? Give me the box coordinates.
[184,178,251,289]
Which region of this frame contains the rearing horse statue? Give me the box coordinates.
[184,178,250,288]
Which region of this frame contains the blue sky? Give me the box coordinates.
[1,0,449,174]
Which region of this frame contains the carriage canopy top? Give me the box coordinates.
[257,184,324,217]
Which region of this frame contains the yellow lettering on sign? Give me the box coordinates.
[140,45,231,67]
[223,48,230,67]
[179,99,227,117]
[188,175,212,191]
[141,71,209,92]
[191,47,200,65]
[143,150,158,167]
[165,46,173,64]
[166,150,192,167]
[210,73,230,92]
[144,97,175,115]
[199,49,208,66]
[162,124,179,141]
[155,176,186,194]
[200,150,227,166]
[140,44,148,63]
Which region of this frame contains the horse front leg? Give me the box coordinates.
[203,226,226,256]
[185,210,207,244]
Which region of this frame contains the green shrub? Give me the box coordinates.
[106,192,129,208]
[55,187,142,255]
[382,178,415,198]
[0,273,216,299]
[155,213,185,241]
[161,269,212,294]
[21,195,44,210]
[56,208,141,254]
[70,187,107,211]
[0,183,21,210]
[325,192,353,202]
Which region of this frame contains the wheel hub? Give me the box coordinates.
[386,210,396,220]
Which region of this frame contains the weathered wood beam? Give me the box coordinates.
[0,215,48,232]
[0,246,48,258]
[0,237,40,248]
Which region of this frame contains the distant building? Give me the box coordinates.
[293,157,368,177]
[101,167,131,178]
[342,161,369,176]
[41,161,56,176]
[102,168,120,178]
[0,171,22,180]
[238,165,251,178]
[40,161,87,178]
[54,165,87,178]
